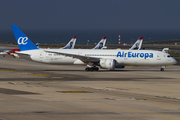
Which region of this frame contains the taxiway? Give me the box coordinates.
[0,55,180,120]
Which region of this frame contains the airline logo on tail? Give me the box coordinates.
[69,41,73,49]
[18,37,28,45]
[94,37,107,49]
[98,42,103,49]
[62,36,77,49]
[11,25,39,51]
[130,37,143,50]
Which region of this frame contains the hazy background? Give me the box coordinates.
[0,0,180,44]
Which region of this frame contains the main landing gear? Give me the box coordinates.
[85,67,99,71]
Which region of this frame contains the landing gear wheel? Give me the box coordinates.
[85,67,90,71]
[90,67,94,71]
[160,66,165,71]
[94,67,99,71]
[85,67,99,71]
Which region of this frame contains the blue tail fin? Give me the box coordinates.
[11,25,38,51]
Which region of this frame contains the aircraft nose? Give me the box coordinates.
[172,58,177,64]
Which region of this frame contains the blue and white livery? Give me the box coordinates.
[11,25,39,51]
[11,25,177,71]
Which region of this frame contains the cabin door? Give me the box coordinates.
[157,53,161,60]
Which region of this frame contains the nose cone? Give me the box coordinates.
[172,58,177,64]
[166,57,177,65]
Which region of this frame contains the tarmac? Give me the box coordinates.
[0,55,180,120]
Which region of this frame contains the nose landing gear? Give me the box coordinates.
[160,66,166,71]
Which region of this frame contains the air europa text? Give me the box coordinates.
[117,51,153,59]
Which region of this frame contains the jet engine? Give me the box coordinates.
[99,59,116,70]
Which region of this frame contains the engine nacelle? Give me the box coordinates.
[99,59,116,70]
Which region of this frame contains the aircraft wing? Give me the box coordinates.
[0,52,7,55]
[45,50,100,63]
[0,49,12,55]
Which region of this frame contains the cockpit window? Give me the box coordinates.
[167,55,172,57]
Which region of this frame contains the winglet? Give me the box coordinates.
[11,25,38,51]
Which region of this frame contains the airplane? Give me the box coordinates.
[11,25,177,71]
[35,36,77,49]
[130,37,143,50]
[7,48,20,58]
[0,50,10,55]
[62,36,76,49]
[0,48,21,58]
[93,37,107,49]
[36,42,40,48]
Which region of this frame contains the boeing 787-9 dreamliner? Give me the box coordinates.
[11,25,177,71]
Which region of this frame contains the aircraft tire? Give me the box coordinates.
[85,67,90,71]
[90,67,94,71]
[85,67,99,71]
[160,68,164,71]
[94,67,99,71]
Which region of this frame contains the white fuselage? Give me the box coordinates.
[17,49,177,66]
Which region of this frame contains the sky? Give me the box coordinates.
[1,0,180,31]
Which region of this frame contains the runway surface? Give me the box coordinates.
[0,55,180,120]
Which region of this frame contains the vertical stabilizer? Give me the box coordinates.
[62,36,77,49]
[11,25,38,51]
[93,37,107,49]
[130,37,143,50]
